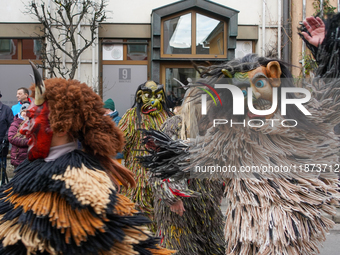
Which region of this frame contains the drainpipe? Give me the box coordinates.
[320,0,324,17]
[278,0,282,59]
[62,0,66,74]
[46,0,51,78]
[302,0,306,77]
[282,0,290,64]
[262,0,266,56]
[338,0,340,12]
[77,0,81,81]
[92,10,97,91]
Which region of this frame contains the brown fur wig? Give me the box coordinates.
[30,78,135,188]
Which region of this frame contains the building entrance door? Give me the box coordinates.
[161,63,202,107]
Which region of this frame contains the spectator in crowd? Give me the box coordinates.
[0,90,14,185]
[103,98,123,162]
[8,101,30,169]
[166,91,176,109]
[11,87,31,116]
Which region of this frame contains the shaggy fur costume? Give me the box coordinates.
[31,78,134,188]
[156,116,225,255]
[140,48,340,254]
[0,76,174,254]
[119,82,173,229]
[137,87,225,254]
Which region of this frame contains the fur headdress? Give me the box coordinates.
[29,67,135,188]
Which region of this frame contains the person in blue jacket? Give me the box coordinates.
[103,98,123,160]
[11,87,31,116]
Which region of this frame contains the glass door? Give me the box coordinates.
[161,64,201,107]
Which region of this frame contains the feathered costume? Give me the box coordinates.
[140,15,340,255]
[0,64,174,255]
[119,81,173,228]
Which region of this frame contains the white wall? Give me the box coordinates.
[0,0,99,86]
[1,0,281,85]
[105,0,279,25]
[2,0,280,31]
[104,0,280,56]
[2,0,37,22]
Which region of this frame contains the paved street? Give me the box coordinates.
[319,225,340,255]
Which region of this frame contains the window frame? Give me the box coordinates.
[160,61,212,89]
[161,10,228,59]
[0,38,43,65]
[101,39,149,65]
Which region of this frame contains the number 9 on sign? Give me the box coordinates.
[119,68,131,80]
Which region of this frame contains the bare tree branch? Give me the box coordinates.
[25,0,107,79]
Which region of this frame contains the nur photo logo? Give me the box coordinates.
[182,80,312,128]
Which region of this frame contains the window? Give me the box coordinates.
[163,13,192,55]
[0,39,42,62]
[0,39,18,59]
[102,39,148,64]
[127,40,148,60]
[22,39,42,60]
[235,41,254,59]
[196,13,224,55]
[165,66,199,105]
[160,63,204,106]
[161,11,227,58]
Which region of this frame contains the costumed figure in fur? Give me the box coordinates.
[139,87,225,254]
[0,62,175,255]
[118,81,173,229]
[140,20,340,253]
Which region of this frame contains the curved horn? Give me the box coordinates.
[29,60,45,105]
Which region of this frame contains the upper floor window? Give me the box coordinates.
[0,39,42,60]
[102,39,148,64]
[162,11,226,58]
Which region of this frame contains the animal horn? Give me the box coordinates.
[29,60,45,106]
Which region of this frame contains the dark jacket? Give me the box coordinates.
[8,116,28,167]
[0,102,13,142]
[0,102,14,157]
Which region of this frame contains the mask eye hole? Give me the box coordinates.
[242,89,247,97]
[157,94,162,99]
[255,80,265,88]
[144,93,149,98]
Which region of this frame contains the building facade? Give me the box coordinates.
[1,0,339,115]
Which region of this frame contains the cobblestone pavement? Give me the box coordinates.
[319,225,340,255]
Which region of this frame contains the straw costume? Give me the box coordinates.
[138,87,225,255]
[119,81,173,227]
[140,45,340,254]
[0,63,174,255]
